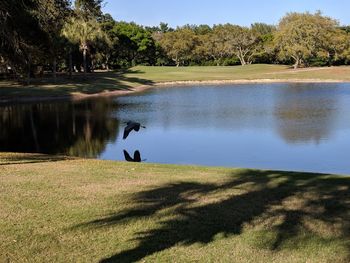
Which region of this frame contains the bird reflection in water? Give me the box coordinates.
[123,150,146,163]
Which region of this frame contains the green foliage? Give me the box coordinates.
[274,12,347,68]
[109,22,156,67]
[36,0,71,76]
[62,17,108,48]
[2,4,350,79]
[210,24,259,65]
[251,23,276,36]
[159,28,198,66]
[74,0,103,18]
[62,16,110,73]
[0,0,49,73]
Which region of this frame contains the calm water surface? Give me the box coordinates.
[1,83,350,174]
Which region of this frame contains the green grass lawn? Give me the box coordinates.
[1,153,350,262]
[2,64,350,101]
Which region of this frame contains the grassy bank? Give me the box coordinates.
[1,152,350,262]
[1,64,350,102]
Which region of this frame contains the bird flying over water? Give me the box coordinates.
[123,150,145,162]
[123,121,146,139]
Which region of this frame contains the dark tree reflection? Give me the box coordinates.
[274,84,338,144]
[0,98,119,157]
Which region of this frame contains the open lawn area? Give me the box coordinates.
[2,65,350,102]
[1,153,350,262]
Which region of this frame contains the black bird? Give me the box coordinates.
[123,150,144,162]
[123,121,146,139]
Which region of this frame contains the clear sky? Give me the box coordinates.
[102,0,350,27]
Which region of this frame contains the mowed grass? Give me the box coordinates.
[2,65,350,101]
[1,153,350,262]
[130,64,288,82]
[131,64,350,82]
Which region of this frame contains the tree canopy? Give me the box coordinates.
[1,5,350,81]
[274,12,347,68]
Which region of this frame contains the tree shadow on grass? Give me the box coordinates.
[0,69,154,101]
[77,170,350,262]
[0,153,70,165]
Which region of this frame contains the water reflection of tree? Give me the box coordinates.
[0,99,119,157]
[274,85,338,144]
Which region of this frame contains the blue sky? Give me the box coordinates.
[102,0,350,27]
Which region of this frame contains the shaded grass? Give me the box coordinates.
[0,152,71,165]
[2,65,350,102]
[1,152,350,262]
[0,69,154,101]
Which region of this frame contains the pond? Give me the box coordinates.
[1,83,350,174]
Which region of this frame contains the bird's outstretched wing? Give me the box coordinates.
[123,150,133,162]
[123,125,132,139]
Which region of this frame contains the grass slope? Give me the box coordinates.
[1,65,350,101]
[1,153,350,262]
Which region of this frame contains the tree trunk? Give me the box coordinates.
[27,68,31,85]
[53,57,57,82]
[83,47,87,78]
[106,56,110,71]
[69,48,73,78]
[237,48,247,66]
[238,56,246,66]
[293,58,300,69]
[247,53,255,65]
[292,54,303,69]
[91,57,94,73]
[26,58,31,85]
[174,55,180,67]
[327,51,332,67]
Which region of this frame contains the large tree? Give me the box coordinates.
[251,23,276,64]
[320,28,350,65]
[274,12,339,68]
[0,0,48,81]
[211,24,258,66]
[36,0,71,79]
[195,33,219,64]
[62,16,109,76]
[207,25,233,65]
[111,22,156,66]
[228,25,259,65]
[159,28,198,66]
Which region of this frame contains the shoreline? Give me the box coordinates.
[1,152,347,176]
[1,78,349,104]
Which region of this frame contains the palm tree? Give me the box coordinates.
[61,17,109,77]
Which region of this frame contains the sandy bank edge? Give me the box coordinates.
[1,78,349,104]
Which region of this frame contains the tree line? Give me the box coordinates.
[152,12,350,68]
[1,0,350,81]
